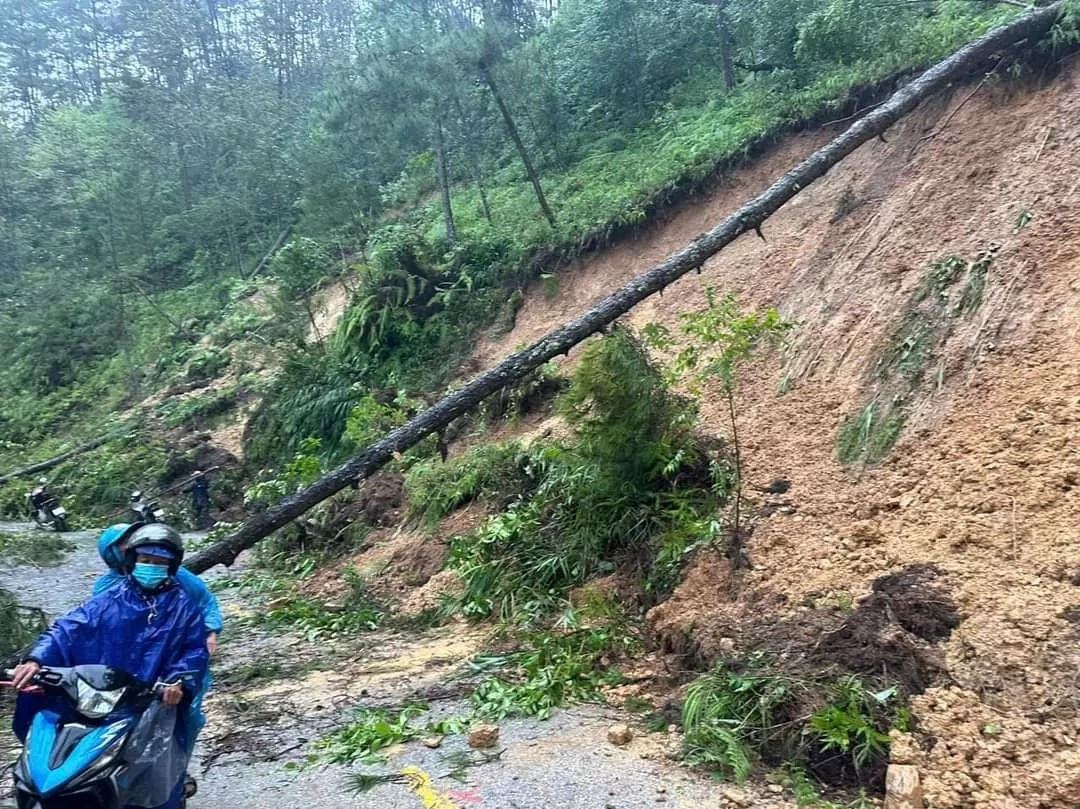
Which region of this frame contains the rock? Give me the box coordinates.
[468,724,500,749]
[768,784,785,794]
[607,724,634,746]
[266,597,291,611]
[719,786,753,807]
[884,764,924,809]
[421,735,444,749]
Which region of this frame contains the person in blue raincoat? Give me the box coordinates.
[95,522,221,797]
[10,524,209,809]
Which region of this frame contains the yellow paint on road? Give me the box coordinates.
[402,766,458,809]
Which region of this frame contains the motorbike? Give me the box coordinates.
[1,665,188,809]
[26,487,68,532]
[128,491,165,525]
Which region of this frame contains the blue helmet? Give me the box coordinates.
[97,523,141,571]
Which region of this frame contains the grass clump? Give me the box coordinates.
[681,657,910,789]
[835,398,906,467]
[405,442,531,528]
[839,250,995,467]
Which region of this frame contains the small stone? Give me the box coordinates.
[607,724,634,746]
[468,724,500,749]
[768,784,784,794]
[266,597,291,611]
[719,786,753,807]
[884,764,924,809]
[421,735,443,749]
[322,602,346,613]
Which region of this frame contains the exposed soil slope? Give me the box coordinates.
[474,66,1080,809]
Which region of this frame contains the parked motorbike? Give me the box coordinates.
[1,665,188,809]
[26,485,68,532]
[129,491,166,524]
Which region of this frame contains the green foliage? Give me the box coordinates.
[562,326,698,483]
[651,291,792,564]
[805,677,897,775]
[448,328,724,620]
[835,398,906,467]
[314,705,427,764]
[244,439,325,508]
[682,659,796,781]
[272,239,330,302]
[681,660,910,786]
[406,441,531,528]
[254,595,383,642]
[469,627,629,720]
[0,589,48,664]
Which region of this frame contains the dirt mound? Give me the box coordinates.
[813,564,959,693]
[352,472,406,527]
[648,560,959,697]
[297,506,485,616]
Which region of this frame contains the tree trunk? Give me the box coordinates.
[0,429,128,486]
[434,107,457,244]
[478,61,557,229]
[715,0,736,92]
[186,3,1066,574]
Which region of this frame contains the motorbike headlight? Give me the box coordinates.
[76,679,125,719]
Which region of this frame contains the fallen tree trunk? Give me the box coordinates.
[0,429,128,486]
[187,2,1064,573]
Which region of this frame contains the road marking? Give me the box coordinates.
[402,766,459,809]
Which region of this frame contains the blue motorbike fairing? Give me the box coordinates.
[26,709,132,797]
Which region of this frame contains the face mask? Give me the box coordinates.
[132,563,169,591]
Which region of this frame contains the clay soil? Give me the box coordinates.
[471,65,1080,809]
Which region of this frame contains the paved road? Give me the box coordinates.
[0,525,785,809]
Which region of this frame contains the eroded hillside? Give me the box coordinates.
[471,66,1080,808]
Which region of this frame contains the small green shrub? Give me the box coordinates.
[184,347,231,381]
[835,398,906,466]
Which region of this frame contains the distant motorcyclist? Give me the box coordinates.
[11,524,209,809]
[26,476,67,531]
[28,477,51,510]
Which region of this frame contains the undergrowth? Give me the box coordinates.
[0,588,48,665]
[837,250,994,466]
[439,327,727,622]
[682,655,910,789]
[0,530,76,567]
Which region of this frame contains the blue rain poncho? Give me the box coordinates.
[15,578,209,739]
[13,579,208,808]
